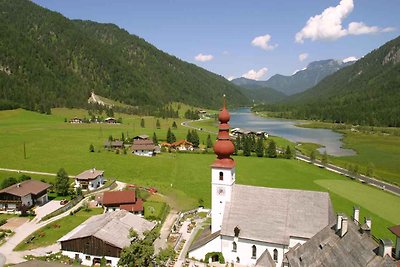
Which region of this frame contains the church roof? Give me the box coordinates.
[220,184,335,245]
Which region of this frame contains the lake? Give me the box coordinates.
[229,108,355,157]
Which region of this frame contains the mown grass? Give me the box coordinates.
[0,109,399,242]
[144,201,167,221]
[14,208,103,251]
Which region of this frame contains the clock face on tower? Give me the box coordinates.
[217,187,225,196]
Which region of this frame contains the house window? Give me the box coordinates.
[273,249,278,261]
[86,255,91,260]
[232,241,237,252]
[234,226,240,237]
[252,245,257,259]
[219,172,223,181]
[236,257,240,263]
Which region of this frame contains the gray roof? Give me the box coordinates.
[59,210,156,249]
[189,229,220,252]
[220,185,334,245]
[256,249,276,267]
[75,169,104,180]
[284,220,397,267]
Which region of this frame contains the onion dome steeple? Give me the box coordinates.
[212,95,235,169]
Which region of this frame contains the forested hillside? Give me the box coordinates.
[232,78,287,104]
[254,36,400,127]
[0,0,248,113]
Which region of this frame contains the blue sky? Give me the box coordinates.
[32,0,399,81]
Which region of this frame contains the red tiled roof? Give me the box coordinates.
[0,180,51,197]
[103,190,136,206]
[120,198,144,212]
[389,224,400,237]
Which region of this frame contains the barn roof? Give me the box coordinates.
[58,210,155,249]
[102,190,136,206]
[220,184,335,245]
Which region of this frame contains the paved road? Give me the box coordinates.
[182,119,400,197]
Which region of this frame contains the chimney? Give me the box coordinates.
[336,213,344,232]
[379,239,393,257]
[353,206,360,223]
[340,216,348,237]
[365,217,372,229]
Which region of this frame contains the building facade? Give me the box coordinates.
[75,169,104,191]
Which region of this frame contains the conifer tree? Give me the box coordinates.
[256,137,264,157]
[284,145,292,159]
[191,130,200,148]
[152,132,158,145]
[172,121,177,129]
[206,134,213,148]
[140,118,145,128]
[266,140,277,158]
[243,136,251,156]
[156,119,161,129]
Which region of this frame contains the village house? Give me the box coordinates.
[102,190,144,215]
[58,210,156,267]
[131,139,156,157]
[283,210,398,266]
[75,169,104,191]
[69,117,83,124]
[132,134,149,141]
[0,180,51,211]
[188,100,334,266]
[103,140,124,149]
[170,140,194,151]
[104,117,117,124]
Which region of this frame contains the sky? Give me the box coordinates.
[32,0,399,81]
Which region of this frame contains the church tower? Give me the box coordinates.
[211,96,236,233]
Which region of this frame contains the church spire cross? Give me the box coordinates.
[212,95,235,168]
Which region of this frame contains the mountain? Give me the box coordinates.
[254,36,400,127]
[231,59,355,95]
[232,78,287,104]
[0,0,249,113]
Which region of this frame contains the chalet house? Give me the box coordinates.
[131,139,155,157]
[0,180,51,211]
[69,117,83,124]
[170,140,193,151]
[58,210,156,267]
[104,117,117,124]
[102,190,144,215]
[133,134,149,141]
[75,169,104,191]
[103,140,124,149]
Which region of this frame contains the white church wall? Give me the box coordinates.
[188,235,221,261]
[221,235,288,266]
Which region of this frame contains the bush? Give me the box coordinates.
[0,219,7,226]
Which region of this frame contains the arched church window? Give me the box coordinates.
[273,249,278,261]
[232,241,237,252]
[236,257,240,263]
[234,226,240,237]
[219,171,223,181]
[252,245,257,258]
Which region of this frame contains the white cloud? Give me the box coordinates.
[242,67,268,80]
[299,53,309,62]
[342,56,358,63]
[194,53,214,62]
[295,0,394,43]
[227,76,235,81]
[251,34,277,51]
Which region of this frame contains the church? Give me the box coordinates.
[188,99,335,266]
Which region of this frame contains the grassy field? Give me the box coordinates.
[143,201,167,220]
[15,208,103,251]
[298,122,400,185]
[0,109,399,242]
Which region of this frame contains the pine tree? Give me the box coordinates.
[156,119,161,129]
[266,140,277,158]
[206,134,213,148]
[121,132,125,142]
[191,130,200,148]
[140,118,145,128]
[284,145,292,159]
[166,128,172,143]
[321,151,328,166]
[55,168,69,196]
[172,121,177,129]
[152,132,158,145]
[89,144,94,152]
[170,131,176,143]
[243,136,251,156]
[256,137,264,157]
[186,130,193,143]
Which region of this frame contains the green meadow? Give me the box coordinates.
[0,109,399,242]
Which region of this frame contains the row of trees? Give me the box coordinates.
[234,136,293,159]
[184,109,200,120]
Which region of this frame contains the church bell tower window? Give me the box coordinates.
[219,172,223,181]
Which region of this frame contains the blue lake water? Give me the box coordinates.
[229,108,356,157]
